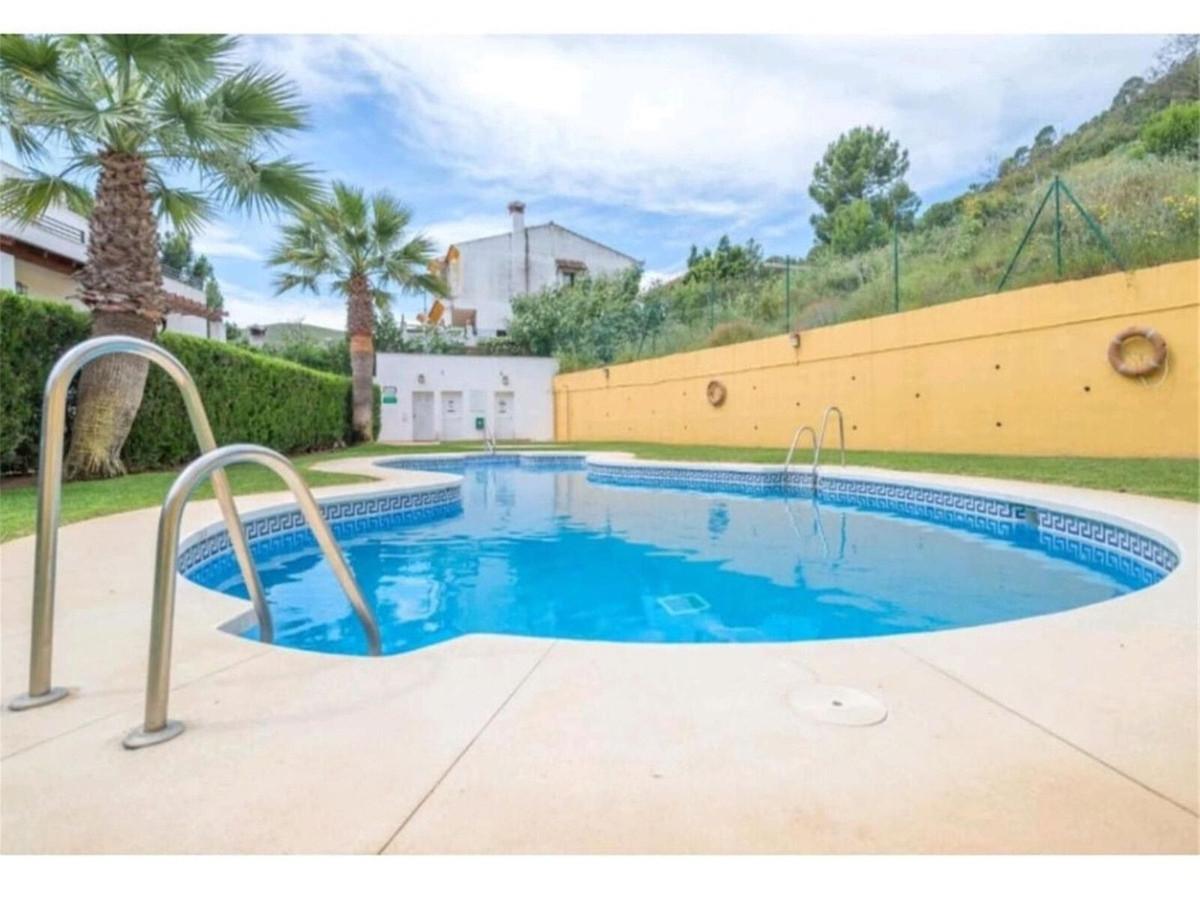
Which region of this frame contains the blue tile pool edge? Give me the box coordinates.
[586,461,1180,578]
[177,483,463,578]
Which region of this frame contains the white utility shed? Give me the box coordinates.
[375,352,558,443]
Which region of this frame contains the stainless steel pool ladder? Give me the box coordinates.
[7,336,381,750]
[814,405,846,470]
[782,425,818,476]
[483,422,497,455]
[781,405,846,480]
[8,336,271,712]
[124,443,382,749]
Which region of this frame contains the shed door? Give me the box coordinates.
[412,391,435,441]
[494,391,515,440]
[441,390,465,440]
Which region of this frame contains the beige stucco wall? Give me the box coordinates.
[13,259,85,311]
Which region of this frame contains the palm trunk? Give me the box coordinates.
[346,276,375,443]
[65,151,165,479]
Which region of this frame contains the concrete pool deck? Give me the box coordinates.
[1,455,1196,853]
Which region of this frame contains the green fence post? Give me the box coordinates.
[1059,178,1125,271]
[892,219,900,312]
[784,256,791,330]
[1054,174,1063,278]
[996,180,1056,292]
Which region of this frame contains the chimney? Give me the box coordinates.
[508,200,525,234]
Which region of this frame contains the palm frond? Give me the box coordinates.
[331,181,368,227]
[147,175,216,233]
[272,272,322,296]
[204,154,321,217]
[95,34,235,88]
[2,121,48,162]
[270,181,444,305]
[370,193,412,246]
[0,170,93,220]
[0,34,62,78]
[206,66,307,142]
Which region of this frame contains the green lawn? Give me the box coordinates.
[555,442,1200,502]
[0,442,489,542]
[1,440,1195,542]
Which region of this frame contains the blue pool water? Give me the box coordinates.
[187,459,1164,656]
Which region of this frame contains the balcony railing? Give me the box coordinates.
[19,211,206,290]
[161,264,205,290]
[32,214,85,244]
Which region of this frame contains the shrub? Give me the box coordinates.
[1140,102,1200,158]
[473,336,533,356]
[0,291,375,475]
[123,332,363,470]
[0,291,90,472]
[706,320,762,348]
[264,333,351,375]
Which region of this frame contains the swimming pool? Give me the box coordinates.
[182,455,1177,656]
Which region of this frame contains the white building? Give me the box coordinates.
[432,201,639,341]
[376,352,559,443]
[1,163,225,340]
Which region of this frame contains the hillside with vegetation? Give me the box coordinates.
[502,39,1199,371]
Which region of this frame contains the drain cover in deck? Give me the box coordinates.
[788,684,887,726]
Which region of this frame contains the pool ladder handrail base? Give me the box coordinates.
[124,719,184,750]
[7,685,70,711]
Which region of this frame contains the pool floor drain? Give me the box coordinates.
[788,684,888,726]
[655,592,710,616]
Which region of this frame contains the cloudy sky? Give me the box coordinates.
[185,34,1166,329]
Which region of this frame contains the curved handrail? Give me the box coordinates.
[782,424,817,475]
[124,443,382,749]
[9,336,271,713]
[814,405,846,469]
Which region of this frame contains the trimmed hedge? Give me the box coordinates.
[1,292,91,472]
[1,291,376,475]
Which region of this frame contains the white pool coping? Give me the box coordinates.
[1,451,1196,853]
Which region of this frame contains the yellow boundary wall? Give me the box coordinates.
[553,259,1200,458]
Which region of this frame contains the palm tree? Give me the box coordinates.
[269,182,447,442]
[0,34,319,478]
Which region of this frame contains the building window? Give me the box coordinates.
[556,259,587,287]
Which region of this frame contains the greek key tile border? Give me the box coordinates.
[177,485,462,577]
[586,463,1178,576]
[588,463,789,497]
[382,453,586,472]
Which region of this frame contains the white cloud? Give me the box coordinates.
[417,213,514,255]
[222,281,436,332]
[641,269,684,289]
[194,222,264,262]
[221,281,345,330]
[239,35,376,105]
[257,34,1163,221]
